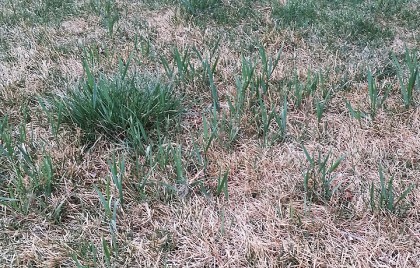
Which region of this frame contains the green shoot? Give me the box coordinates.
[302,145,344,202]
[216,170,229,200]
[370,165,415,216]
[392,49,419,109]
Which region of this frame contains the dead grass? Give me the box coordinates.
[1,0,419,267]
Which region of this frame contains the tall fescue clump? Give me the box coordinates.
[51,58,182,146]
[392,49,419,109]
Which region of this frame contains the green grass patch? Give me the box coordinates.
[50,59,182,146]
[0,0,80,26]
[271,0,417,47]
[179,0,261,27]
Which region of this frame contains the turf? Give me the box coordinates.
[0,0,419,266]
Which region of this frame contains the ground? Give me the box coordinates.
[0,0,419,267]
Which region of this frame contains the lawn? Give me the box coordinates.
[0,0,419,266]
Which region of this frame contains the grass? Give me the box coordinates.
[0,0,80,26]
[271,0,411,46]
[49,57,182,147]
[392,48,419,109]
[0,0,419,266]
[370,165,415,216]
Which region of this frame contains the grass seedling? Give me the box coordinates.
[204,59,220,111]
[314,85,331,123]
[160,54,175,80]
[276,98,288,141]
[102,237,111,267]
[315,98,326,123]
[259,45,282,82]
[110,198,119,252]
[258,45,283,93]
[290,70,323,109]
[370,165,415,215]
[292,75,305,108]
[1,115,57,213]
[134,35,152,57]
[392,49,419,109]
[39,97,63,139]
[39,153,54,198]
[127,118,148,155]
[302,145,344,203]
[109,155,125,206]
[224,55,256,146]
[216,170,229,200]
[103,0,119,37]
[95,185,112,219]
[202,113,217,155]
[174,146,185,184]
[0,116,14,159]
[258,96,271,147]
[72,240,98,267]
[367,70,379,119]
[345,100,366,126]
[173,47,192,84]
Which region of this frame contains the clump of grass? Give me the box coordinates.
[302,145,345,203]
[51,58,182,146]
[90,0,120,37]
[0,115,57,214]
[391,48,419,109]
[370,165,415,216]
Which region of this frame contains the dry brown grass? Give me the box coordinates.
[1,1,419,267]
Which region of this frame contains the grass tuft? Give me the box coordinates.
[50,60,182,146]
[370,165,415,216]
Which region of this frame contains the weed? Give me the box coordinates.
[109,155,125,206]
[95,185,112,218]
[290,71,320,109]
[39,97,63,139]
[345,100,366,124]
[367,70,379,119]
[51,59,181,147]
[174,145,185,184]
[370,165,415,216]
[259,45,283,90]
[204,59,220,111]
[392,49,419,109]
[0,115,57,214]
[215,170,229,200]
[302,145,344,203]
[90,0,120,37]
[202,111,217,155]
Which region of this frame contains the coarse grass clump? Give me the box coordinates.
[53,60,182,145]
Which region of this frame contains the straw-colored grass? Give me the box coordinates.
[1,0,419,267]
